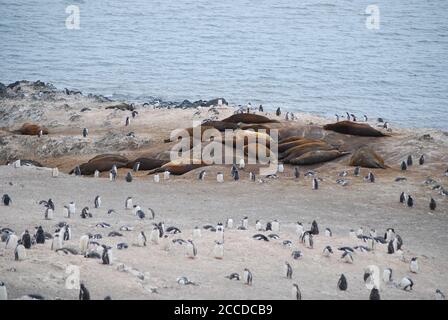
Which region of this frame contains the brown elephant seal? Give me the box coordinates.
[323,121,386,137]
[244,143,272,161]
[14,123,49,136]
[164,126,216,143]
[279,136,305,144]
[105,102,135,111]
[278,139,321,153]
[200,121,239,131]
[88,154,129,163]
[221,114,279,124]
[125,158,169,170]
[69,160,127,175]
[221,129,274,149]
[280,141,329,159]
[349,147,387,168]
[239,124,273,134]
[282,143,335,163]
[289,150,349,165]
[147,159,207,175]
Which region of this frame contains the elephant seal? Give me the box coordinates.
[323,121,386,137]
[201,121,239,131]
[279,136,305,144]
[278,139,321,153]
[349,147,387,169]
[125,158,169,170]
[88,154,129,164]
[14,123,49,136]
[244,143,272,161]
[147,159,207,175]
[289,150,349,165]
[105,102,135,111]
[280,141,329,159]
[69,160,127,175]
[7,159,43,167]
[239,124,273,134]
[222,129,274,148]
[282,143,334,163]
[221,114,279,124]
[164,126,216,143]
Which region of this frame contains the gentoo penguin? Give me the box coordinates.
[284,262,293,279]
[435,289,445,300]
[369,288,381,300]
[401,161,407,171]
[133,162,140,172]
[385,228,395,242]
[35,226,45,244]
[45,207,53,220]
[216,172,224,183]
[243,268,253,285]
[322,246,333,257]
[242,216,249,229]
[337,274,348,291]
[294,167,300,179]
[356,227,363,237]
[296,222,304,237]
[125,197,133,210]
[51,233,63,251]
[226,218,234,229]
[63,205,69,218]
[198,170,206,181]
[233,169,240,181]
[213,241,224,259]
[430,198,436,211]
[419,155,425,165]
[22,230,32,249]
[271,220,280,233]
[164,170,170,180]
[226,273,240,281]
[312,178,319,190]
[407,195,414,207]
[133,205,141,215]
[110,169,117,181]
[409,257,419,273]
[354,166,360,177]
[125,116,131,126]
[367,172,375,183]
[94,170,100,178]
[325,228,332,237]
[186,240,197,258]
[310,220,319,235]
[74,166,82,176]
[68,202,76,217]
[82,128,88,138]
[276,107,281,116]
[2,194,12,206]
[0,281,7,300]
[125,172,133,183]
[400,192,406,203]
[255,220,263,231]
[138,231,147,247]
[131,110,138,118]
[5,234,18,249]
[160,234,171,251]
[399,277,414,291]
[79,235,90,254]
[302,231,313,249]
[341,251,353,264]
[249,172,256,182]
[80,206,92,218]
[15,241,26,261]
[239,158,245,169]
[278,163,284,173]
[407,155,413,166]
[291,284,301,300]
[291,251,303,259]
[363,114,368,122]
[94,196,101,209]
[335,114,340,122]
[259,105,263,112]
[149,227,160,244]
[193,226,201,239]
[101,245,113,265]
[383,268,392,283]
[215,223,224,242]
[79,283,91,300]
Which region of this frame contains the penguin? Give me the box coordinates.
[302,232,313,249]
[369,288,381,300]
[5,234,18,249]
[409,257,419,273]
[101,245,112,265]
[325,228,332,237]
[15,241,26,261]
[193,226,201,239]
[149,227,160,244]
[131,110,138,118]
[322,246,333,257]
[22,230,32,249]
[400,192,406,203]
[109,169,117,181]
[38,129,43,138]
[243,268,253,285]
[294,167,300,179]
[399,277,414,291]
[367,172,375,182]
[79,235,90,254]
[275,107,281,116]
[278,163,284,173]
[310,220,319,235]
[160,234,171,251]
[213,241,224,259]
[341,251,353,264]
[62,225,72,241]
[337,274,347,291]
[45,207,54,220]
[125,172,133,183]
[82,128,88,138]
[94,196,101,209]
[271,220,280,233]
[94,170,100,178]
[354,166,360,177]
[233,169,240,181]
[419,155,425,165]
[81,207,92,219]
[407,195,414,207]
[401,161,407,171]
[0,281,7,300]
[164,170,170,180]
[385,228,395,242]
[435,289,445,300]
[430,198,436,211]
[291,250,303,259]
[79,283,90,300]
[226,218,234,229]
[138,231,147,247]
[259,105,263,112]
[356,227,364,237]
[363,115,368,122]
[296,222,304,237]
[215,224,224,242]
[239,158,245,169]
[125,116,131,126]
[125,197,133,210]
[74,166,82,176]
[284,262,293,279]
[407,155,413,166]
[255,220,263,232]
[68,202,76,217]
[242,216,249,230]
[35,226,45,244]
[2,194,12,206]
[335,114,340,122]
[217,172,224,183]
[186,240,197,258]
[198,170,206,181]
[312,178,319,190]
[249,172,256,182]
[51,233,63,251]
[383,268,392,283]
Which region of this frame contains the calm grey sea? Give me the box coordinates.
[0,0,447,128]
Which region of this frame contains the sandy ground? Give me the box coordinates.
[0,81,447,300]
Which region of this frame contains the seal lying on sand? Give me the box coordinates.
[70,154,130,175]
[147,159,207,175]
[222,130,274,148]
[221,114,280,124]
[201,121,239,131]
[278,139,321,153]
[281,142,335,164]
[349,147,387,169]
[105,103,135,111]
[14,123,49,136]
[88,154,129,163]
[279,136,305,144]
[125,158,169,171]
[244,143,272,161]
[323,121,386,137]
[289,150,349,165]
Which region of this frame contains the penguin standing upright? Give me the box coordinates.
[2,194,12,206]
[125,197,133,210]
[35,226,45,244]
[226,218,234,229]
[337,274,348,291]
[15,241,26,261]
[186,240,197,259]
[102,245,112,265]
[217,172,224,183]
[198,170,206,181]
[369,288,381,300]
[133,162,140,172]
[213,241,224,259]
[79,235,90,254]
[310,220,319,235]
[407,195,414,207]
[407,155,413,166]
[241,216,249,229]
[430,198,436,211]
[74,166,82,176]
[216,223,224,242]
[401,161,407,171]
[383,268,393,283]
[243,268,253,285]
[125,116,131,126]
[276,107,281,116]
[138,231,147,247]
[51,233,63,251]
[291,284,301,300]
[193,226,201,239]
[294,167,300,179]
[354,166,360,177]
[68,202,76,217]
[5,234,18,249]
[149,227,160,245]
[325,228,332,237]
[284,262,293,279]
[94,196,101,209]
[419,155,425,165]
[22,230,32,249]
[45,207,54,220]
[0,281,7,300]
[79,283,90,300]
[312,178,319,190]
[126,172,133,183]
[409,257,419,273]
[400,192,406,203]
[82,128,88,138]
[239,158,245,169]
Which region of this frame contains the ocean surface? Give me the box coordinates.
[1,0,447,129]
